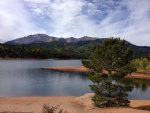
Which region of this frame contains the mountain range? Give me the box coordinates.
[4,34,98,45]
[3,34,150,57]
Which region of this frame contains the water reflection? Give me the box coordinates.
[0,60,150,99]
[121,78,150,99]
[122,78,150,92]
[0,60,92,97]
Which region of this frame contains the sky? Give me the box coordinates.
[0,0,150,46]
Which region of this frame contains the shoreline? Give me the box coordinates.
[42,66,89,72]
[0,94,150,113]
[2,58,150,80]
[0,57,80,60]
[42,66,150,80]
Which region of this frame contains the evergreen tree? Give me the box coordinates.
[82,38,136,107]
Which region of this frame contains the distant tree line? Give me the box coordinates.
[0,41,150,59]
[0,44,84,59]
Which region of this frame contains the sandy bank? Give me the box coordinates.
[42,66,89,72]
[42,66,150,80]
[0,94,150,113]
[126,73,150,79]
[0,57,80,60]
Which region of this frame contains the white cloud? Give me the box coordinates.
[0,0,46,42]
[24,0,50,4]
[0,0,150,46]
[97,0,150,46]
[31,8,43,15]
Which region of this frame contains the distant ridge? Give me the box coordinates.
[4,34,98,45]
[2,33,150,56]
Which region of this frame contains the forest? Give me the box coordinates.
[1,39,150,59]
[0,44,83,59]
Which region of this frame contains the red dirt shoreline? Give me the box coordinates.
[42,66,150,80]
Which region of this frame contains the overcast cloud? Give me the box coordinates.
[0,0,150,46]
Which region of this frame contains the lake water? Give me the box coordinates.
[0,60,150,99]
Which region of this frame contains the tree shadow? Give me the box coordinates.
[132,105,150,111]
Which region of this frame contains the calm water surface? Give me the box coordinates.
[0,60,150,99]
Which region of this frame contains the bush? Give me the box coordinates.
[42,104,68,113]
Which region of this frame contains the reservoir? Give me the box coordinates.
[0,60,150,99]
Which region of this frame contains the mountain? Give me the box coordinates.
[26,39,149,56]
[5,34,58,45]
[4,34,98,45]
[3,34,150,57]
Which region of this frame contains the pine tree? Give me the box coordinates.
[82,38,136,107]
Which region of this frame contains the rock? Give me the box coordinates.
[74,93,94,107]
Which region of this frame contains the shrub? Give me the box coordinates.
[42,104,67,113]
[132,57,150,72]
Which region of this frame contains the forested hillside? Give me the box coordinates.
[0,44,83,59]
[1,39,150,59]
[28,40,150,56]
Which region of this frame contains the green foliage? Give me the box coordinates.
[1,38,150,59]
[132,57,150,72]
[82,38,136,107]
[28,39,150,57]
[0,44,83,59]
[27,40,103,58]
